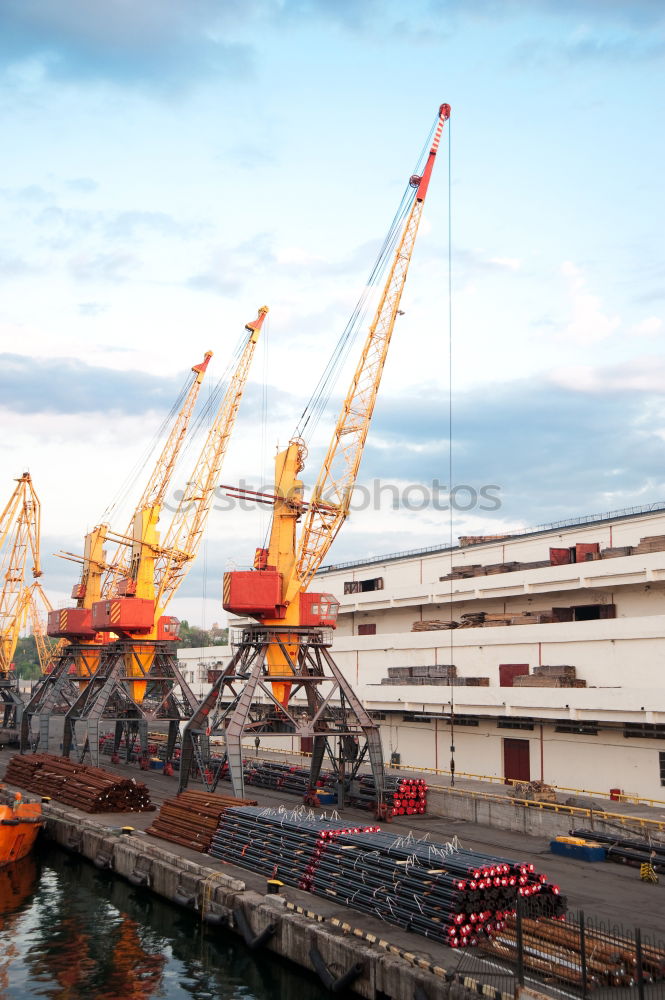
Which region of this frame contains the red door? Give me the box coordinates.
[503,738,530,783]
[499,664,529,687]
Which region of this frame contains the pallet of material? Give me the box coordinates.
[513,675,587,688]
[5,752,154,812]
[427,663,456,677]
[411,619,458,631]
[533,664,577,678]
[601,546,633,558]
[634,535,665,553]
[145,790,257,852]
[386,666,413,679]
[455,676,490,686]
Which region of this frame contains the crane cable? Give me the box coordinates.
[101,376,194,523]
[292,116,439,448]
[259,311,270,542]
[102,327,249,533]
[446,118,456,787]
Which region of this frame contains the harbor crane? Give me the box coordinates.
[20,348,213,752]
[60,308,267,766]
[179,104,451,812]
[0,473,42,738]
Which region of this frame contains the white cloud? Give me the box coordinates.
[629,316,663,337]
[559,261,620,344]
[488,256,522,270]
[549,356,665,393]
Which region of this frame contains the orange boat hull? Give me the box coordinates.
[0,801,43,866]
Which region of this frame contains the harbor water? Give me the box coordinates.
[0,845,330,999]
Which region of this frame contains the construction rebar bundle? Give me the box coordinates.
[208,806,564,947]
[480,914,665,989]
[145,790,258,852]
[5,752,153,813]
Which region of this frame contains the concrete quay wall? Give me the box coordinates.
[42,804,501,1000]
[425,786,665,838]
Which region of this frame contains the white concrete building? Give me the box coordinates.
[179,503,665,800]
[176,646,227,701]
[315,504,665,800]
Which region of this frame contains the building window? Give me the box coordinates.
[357,623,376,636]
[497,717,534,731]
[447,716,479,727]
[624,723,665,739]
[552,604,616,622]
[370,711,387,721]
[402,712,432,723]
[555,721,599,735]
[660,752,665,787]
[344,577,384,594]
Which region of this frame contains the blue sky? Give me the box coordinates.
[1,0,664,625]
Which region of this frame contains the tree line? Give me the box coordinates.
[12,621,229,680]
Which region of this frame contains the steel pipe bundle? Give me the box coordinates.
[240,760,337,796]
[217,760,429,815]
[208,806,563,947]
[5,752,154,813]
[145,790,257,852]
[98,731,176,762]
[348,774,428,816]
[571,828,665,872]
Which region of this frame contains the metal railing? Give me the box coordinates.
[317,500,665,574]
[236,742,665,811]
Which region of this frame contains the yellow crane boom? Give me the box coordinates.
[100,350,212,600]
[0,473,42,672]
[222,104,450,708]
[292,104,450,599]
[154,306,268,612]
[25,581,61,674]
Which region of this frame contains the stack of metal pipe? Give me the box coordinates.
[241,760,337,796]
[571,828,665,872]
[348,774,428,815]
[218,760,429,814]
[208,807,564,947]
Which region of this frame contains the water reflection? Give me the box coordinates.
[0,855,39,997]
[0,846,329,1000]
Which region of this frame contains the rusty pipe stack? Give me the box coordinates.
[145,790,257,852]
[481,914,665,988]
[5,753,153,813]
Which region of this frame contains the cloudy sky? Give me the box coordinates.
[2,0,664,626]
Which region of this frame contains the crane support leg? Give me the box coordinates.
[181,625,385,813]
[61,640,198,766]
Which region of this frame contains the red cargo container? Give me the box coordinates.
[576,542,600,562]
[550,547,572,565]
[499,663,529,687]
[47,607,96,639]
[91,597,154,633]
[223,570,283,617]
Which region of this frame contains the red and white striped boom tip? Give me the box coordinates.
[411,104,450,200]
[431,103,451,153]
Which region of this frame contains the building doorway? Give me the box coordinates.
[503,738,530,783]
